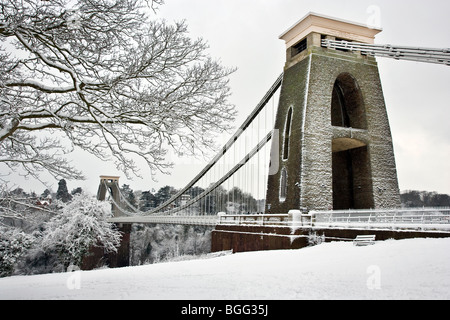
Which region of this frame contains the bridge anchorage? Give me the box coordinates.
[91,13,450,268]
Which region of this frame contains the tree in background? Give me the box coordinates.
[139,190,156,212]
[71,187,83,196]
[401,190,450,207]
[120,184,136,208]
[56,179,72,203]
[154,185,177,207]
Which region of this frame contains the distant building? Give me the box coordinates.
[181,194,191,206]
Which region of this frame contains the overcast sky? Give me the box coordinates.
[10,0,450,196]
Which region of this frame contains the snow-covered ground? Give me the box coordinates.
[1,238,449,300]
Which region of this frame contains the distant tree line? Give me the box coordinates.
[400,190,450,208]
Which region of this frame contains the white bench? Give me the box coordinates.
[353,235,376,246]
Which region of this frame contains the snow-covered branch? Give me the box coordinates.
[4,79,76,93]
[0,0,236,181]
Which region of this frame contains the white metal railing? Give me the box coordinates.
[217,211,314,227]
[217,213,291,226]
[310,207,450,231]
[108,215,219,226]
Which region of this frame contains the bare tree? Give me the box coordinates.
[0,0,236,183]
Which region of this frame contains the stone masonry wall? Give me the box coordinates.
[265,46,400,213]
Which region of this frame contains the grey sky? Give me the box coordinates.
[9,0,450,196]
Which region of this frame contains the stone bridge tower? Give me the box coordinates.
[83,175,129,270]
[97,175,123,217]
[265,12,401,213]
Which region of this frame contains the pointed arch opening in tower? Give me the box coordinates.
[331,73,367,129]
[282,107,293,160]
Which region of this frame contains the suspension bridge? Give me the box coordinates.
[91,13,450,267]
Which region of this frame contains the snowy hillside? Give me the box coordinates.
[1,238,449,300]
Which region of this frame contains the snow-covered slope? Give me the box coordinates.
[1,238,449,300]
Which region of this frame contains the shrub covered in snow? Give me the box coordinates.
[0,227,35,277]
[41,193,122,269]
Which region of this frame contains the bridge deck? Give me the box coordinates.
[108,215,219,226]
[108,208,450,232]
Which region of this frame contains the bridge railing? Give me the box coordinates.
[218,213,291,226]
[217,212,314,227]
[217,208,450,231]
[310,207,450,230]
[108,215,219,226]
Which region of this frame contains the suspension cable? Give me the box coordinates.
[148,73,283,214]
[321,39,450,66]
[159,131,274,216]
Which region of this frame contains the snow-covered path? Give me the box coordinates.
[1,238,449,300]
